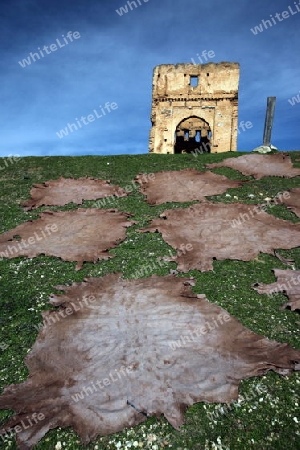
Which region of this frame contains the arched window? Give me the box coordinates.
[174,116,211,154]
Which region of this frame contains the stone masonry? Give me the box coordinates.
[149,62,240,154]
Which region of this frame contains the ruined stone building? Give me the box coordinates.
[149,62,240,154]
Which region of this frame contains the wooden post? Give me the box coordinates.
[263,97,276,146]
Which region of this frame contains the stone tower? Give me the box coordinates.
[149,62,240,154]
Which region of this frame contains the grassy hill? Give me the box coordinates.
[0,151,299,450]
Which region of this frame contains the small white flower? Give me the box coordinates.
[293,417,299,423]
[55,443,62,450]
[147,434,157,443]
[225,193,231,197]
[116,442,122,449]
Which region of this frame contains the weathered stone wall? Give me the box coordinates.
[149,62,240,154]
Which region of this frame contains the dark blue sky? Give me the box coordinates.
[1,0,299,157]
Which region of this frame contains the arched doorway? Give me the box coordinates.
[174,116,211,154]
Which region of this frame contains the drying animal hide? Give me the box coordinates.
[206,154,300,180]
[0,209,134,270]
[135,170,243,204]
[280,188,300,218]
[140,203,300,272]
[0,274,299,449]
[253,269,300,311]
[22,177,128,210]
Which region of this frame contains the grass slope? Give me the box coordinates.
[0,151,299,450]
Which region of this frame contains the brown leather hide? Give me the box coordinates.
[281,188,300,218]
[0,274,299,449]
[253,269,300,311]
[0,209,134,270]
[22,177,128,210]
[207,154,300,179]
[135,169,243,204]
[140,203,300,271]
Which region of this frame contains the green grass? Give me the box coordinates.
[0,151,299,450]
